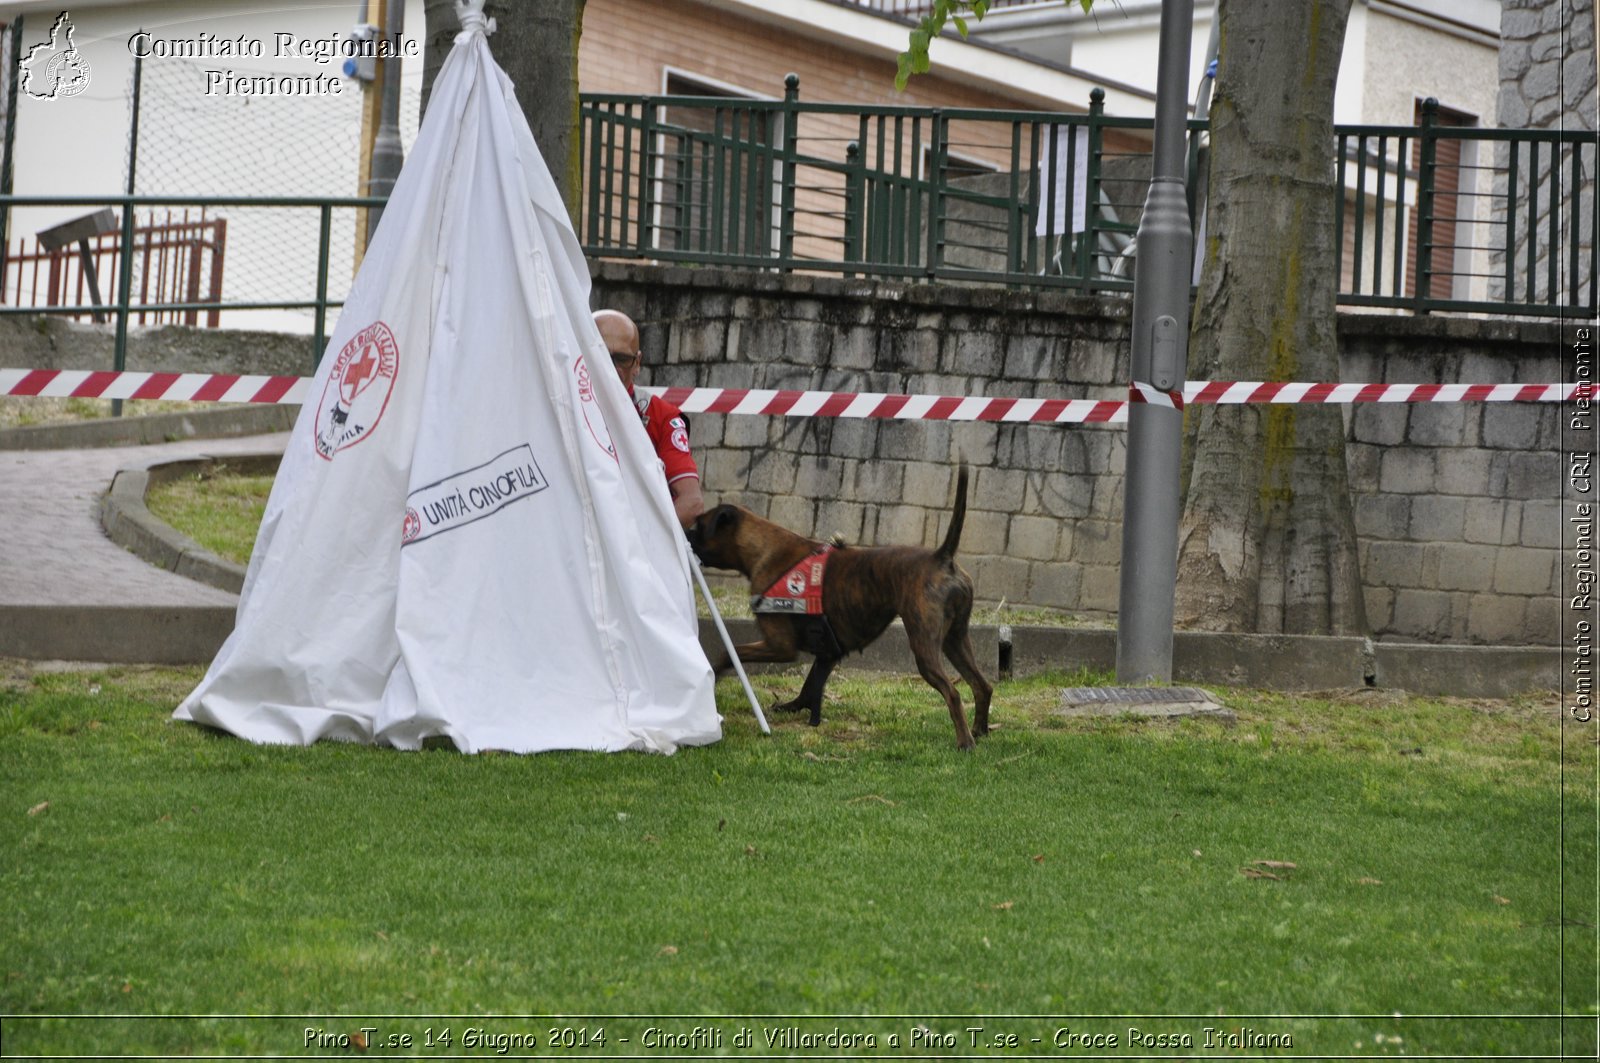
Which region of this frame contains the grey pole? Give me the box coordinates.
[1115,0,1195,683]
[1,18,23,290]
[365,0,405,247]
[111,47,143,418]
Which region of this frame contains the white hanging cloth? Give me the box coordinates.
[175,15,721,755]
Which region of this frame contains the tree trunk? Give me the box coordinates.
[422,0,586,223]
[1174,0,1368,636]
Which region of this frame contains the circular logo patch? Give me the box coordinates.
[313,321,399,461]
[401,507,422,544]
[575,355,617,461]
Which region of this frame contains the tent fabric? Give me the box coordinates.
[175,22,721,755]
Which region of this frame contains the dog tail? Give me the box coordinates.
[935,464,970,562]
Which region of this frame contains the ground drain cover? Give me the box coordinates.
[1057,686,1236,723]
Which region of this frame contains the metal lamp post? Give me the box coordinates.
[1115,0,1196,683]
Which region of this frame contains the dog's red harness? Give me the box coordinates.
[752,546,843,658]
[752,546,834,616]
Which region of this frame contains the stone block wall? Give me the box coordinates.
[1491,0,1597,306]
[0,261,1566,647]
[596,264,1136,620]
[1340,315,1567,644]
[592,261,1567,646]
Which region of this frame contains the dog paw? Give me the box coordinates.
[771,698,806,714]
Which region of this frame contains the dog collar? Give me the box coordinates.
[751,546,834,616]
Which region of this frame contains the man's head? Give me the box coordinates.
[593,309,642,393]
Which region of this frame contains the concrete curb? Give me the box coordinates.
[0,404,298,452]
[13,604,1561,699]
[0,605,239,665]
[697,620,1559,697]
[99,452,281,595]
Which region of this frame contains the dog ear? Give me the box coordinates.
[713,506,739,535]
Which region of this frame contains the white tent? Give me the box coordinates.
[175,11,721,754]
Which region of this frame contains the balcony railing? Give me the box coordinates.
[580,82,1598,318]
[835,1,1051,17]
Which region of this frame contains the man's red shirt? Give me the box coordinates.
[632,391,698,486]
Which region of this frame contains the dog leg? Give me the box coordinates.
[708,641,798,678]
[943,626,993,737]
[709,618,800,677]
[909,642,975,751]
[774,655,840,726]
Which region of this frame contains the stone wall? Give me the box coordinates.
[1491,0,1597,305]
[1341,316,1566,645]
[591,261,1567,646]
[0,262,1566,647]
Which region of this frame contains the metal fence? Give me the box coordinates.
[6,209,227,327]
[581,81,1167,294]
[0,94,1592,357]
[0,195,383,370]
[581,83,1598,318]
[1336,101,1597,316]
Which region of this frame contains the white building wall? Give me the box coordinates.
[1360,8,1500,126]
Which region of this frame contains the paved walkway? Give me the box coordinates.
[0,433,288,608]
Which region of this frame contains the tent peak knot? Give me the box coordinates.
[454,0,497,37]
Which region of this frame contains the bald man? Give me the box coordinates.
[593,309,705,527]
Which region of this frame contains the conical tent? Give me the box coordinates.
[176,16,721,755]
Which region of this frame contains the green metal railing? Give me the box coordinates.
[581,82,1598,317]
[2,94,1592,353]
[1336,99,1598,316]
[580,82,1170,293]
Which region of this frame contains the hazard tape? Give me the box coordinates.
[0,368,1584,424]
[652,381,1584,423]
[1130,381,1184,409]
[0,368,309,405]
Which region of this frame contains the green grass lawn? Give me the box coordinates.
[2,660,1594,1057]
[144,464,276,567]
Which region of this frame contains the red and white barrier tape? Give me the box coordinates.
[0,369,309,405]
[0,368,1584,424]
[653,381,1584,423]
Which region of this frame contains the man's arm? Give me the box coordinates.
[670,476,704,528]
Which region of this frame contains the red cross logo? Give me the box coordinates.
[340,343,378,403]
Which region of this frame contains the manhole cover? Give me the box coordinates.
[1057,686,1236,723]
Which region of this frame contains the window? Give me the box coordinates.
[654,74,778,258]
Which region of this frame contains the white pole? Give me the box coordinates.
[687,545,770,735]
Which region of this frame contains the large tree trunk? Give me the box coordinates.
[1174,0,1368,635]
[422,0,586,223]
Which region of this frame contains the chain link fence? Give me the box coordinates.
[127,55,421,332]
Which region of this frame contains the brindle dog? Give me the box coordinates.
[688,466,992,750]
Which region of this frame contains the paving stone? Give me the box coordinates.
[1057,685,1235,723]
[0,435,276,608]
